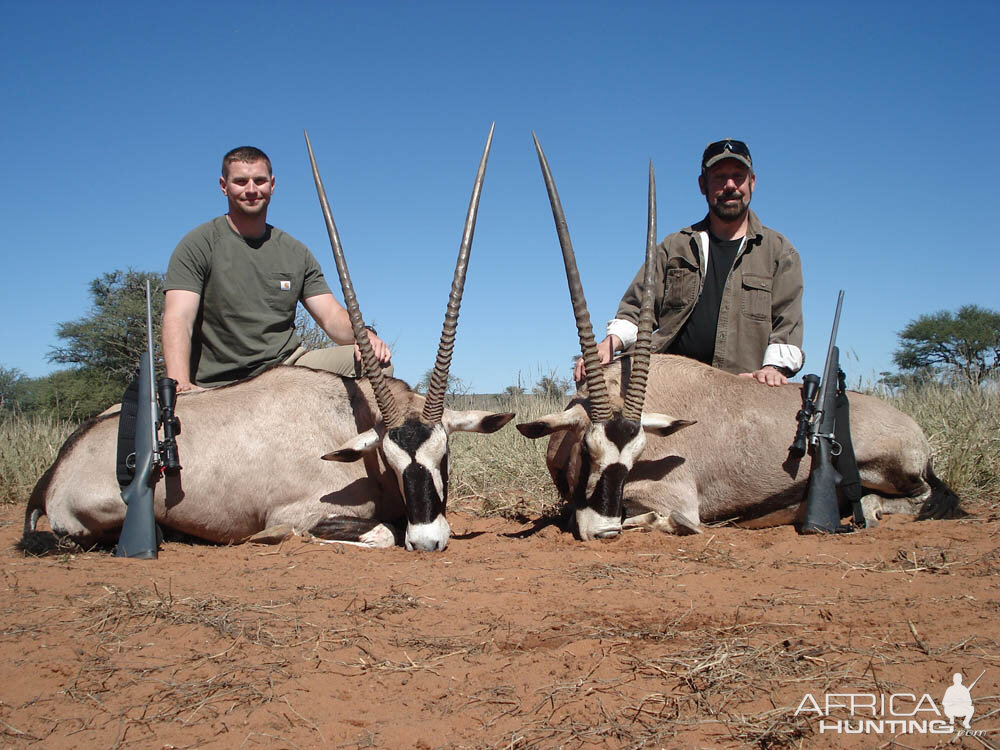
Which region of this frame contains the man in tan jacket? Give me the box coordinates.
[576,138,803,387]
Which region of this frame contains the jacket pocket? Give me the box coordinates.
[664,266,697,310]
[741,274,772,321]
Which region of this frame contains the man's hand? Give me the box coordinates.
[174,381,207,394]
[738,365,788,387]
[573,335,620,382]
[354,330,392,365]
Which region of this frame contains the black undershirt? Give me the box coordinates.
[667,234,742,365]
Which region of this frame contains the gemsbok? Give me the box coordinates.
[516,135,960,540]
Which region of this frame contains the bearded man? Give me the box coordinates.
[576,138,803,387]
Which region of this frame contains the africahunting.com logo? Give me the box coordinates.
[794,670,987,735]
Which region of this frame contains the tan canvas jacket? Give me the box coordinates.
[613,209,803,375]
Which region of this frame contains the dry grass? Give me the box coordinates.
[447,392,565,519]
[877,381,1000,514]
[0,412,76,505]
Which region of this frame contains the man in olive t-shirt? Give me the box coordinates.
[163,146,392,390]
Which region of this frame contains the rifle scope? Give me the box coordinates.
[790,374,820,457]
[157,377,182,473]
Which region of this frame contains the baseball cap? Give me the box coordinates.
[702,139,753,170]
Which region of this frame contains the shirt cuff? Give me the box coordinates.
[763,343,803,374]
[606,319,638,350]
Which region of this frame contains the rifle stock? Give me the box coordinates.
[114,281,162,559]
[801,345,844,534]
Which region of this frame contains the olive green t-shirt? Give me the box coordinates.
[165,216,332,386]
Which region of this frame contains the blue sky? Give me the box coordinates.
[2,1,997,393]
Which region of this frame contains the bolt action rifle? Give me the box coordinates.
[114,281,181,558]
[791,290,864,534]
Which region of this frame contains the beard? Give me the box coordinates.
[709,190,750,222]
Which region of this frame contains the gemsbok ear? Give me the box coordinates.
[322,428,382,462]
[443,410,516,435]
[640,414,697,438]
[516,404,589,439]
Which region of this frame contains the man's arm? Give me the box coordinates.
[162,289,203,392]
[302,293,391,364]
[572,251,653,382]
[739,245,804,386]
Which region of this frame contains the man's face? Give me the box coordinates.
[220,159,275,218]
[699,159,755,222]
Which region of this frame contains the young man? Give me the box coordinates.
[163,146,391,391]
[576,138,803,387]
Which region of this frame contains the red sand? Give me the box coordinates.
[1,505,996,748]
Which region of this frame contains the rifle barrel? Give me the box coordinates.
[144,281,158,454]
[810,290,845,445]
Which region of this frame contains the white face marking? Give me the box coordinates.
[575,506,622,541]
[380,437,411,499]
[405,515,451,551]
[583,424,647,499]
[414,424,449,500]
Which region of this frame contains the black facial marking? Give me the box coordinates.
[604,415,642,450]
[388,419,436,457]
[588,463,629,519]
[571,441,593,508]
[402,463,445,524]
[571,443,627,519]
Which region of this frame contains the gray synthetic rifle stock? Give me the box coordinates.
[798,290,850,534]
[115,281,180,558]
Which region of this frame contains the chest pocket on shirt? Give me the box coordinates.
[741,274,772,321]
[265,273,298,310]
[664,266,697,310]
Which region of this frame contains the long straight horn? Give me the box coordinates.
[622,161,656,421]
[304,130,403,430]
[422,123,495,424]
[532,133,612,422]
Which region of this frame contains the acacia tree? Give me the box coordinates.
[892,305,1000,385]
[49,269,166,387]
[533,369,572,400]
[415,367,469,396]
[293,306,334,350]
[0,366,28,413]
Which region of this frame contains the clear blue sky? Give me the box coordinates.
[2,1,997,393]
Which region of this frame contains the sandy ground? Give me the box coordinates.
[1,503,997,749]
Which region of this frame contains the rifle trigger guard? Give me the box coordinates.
[830,439,842,457]
[125,452,137,470]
